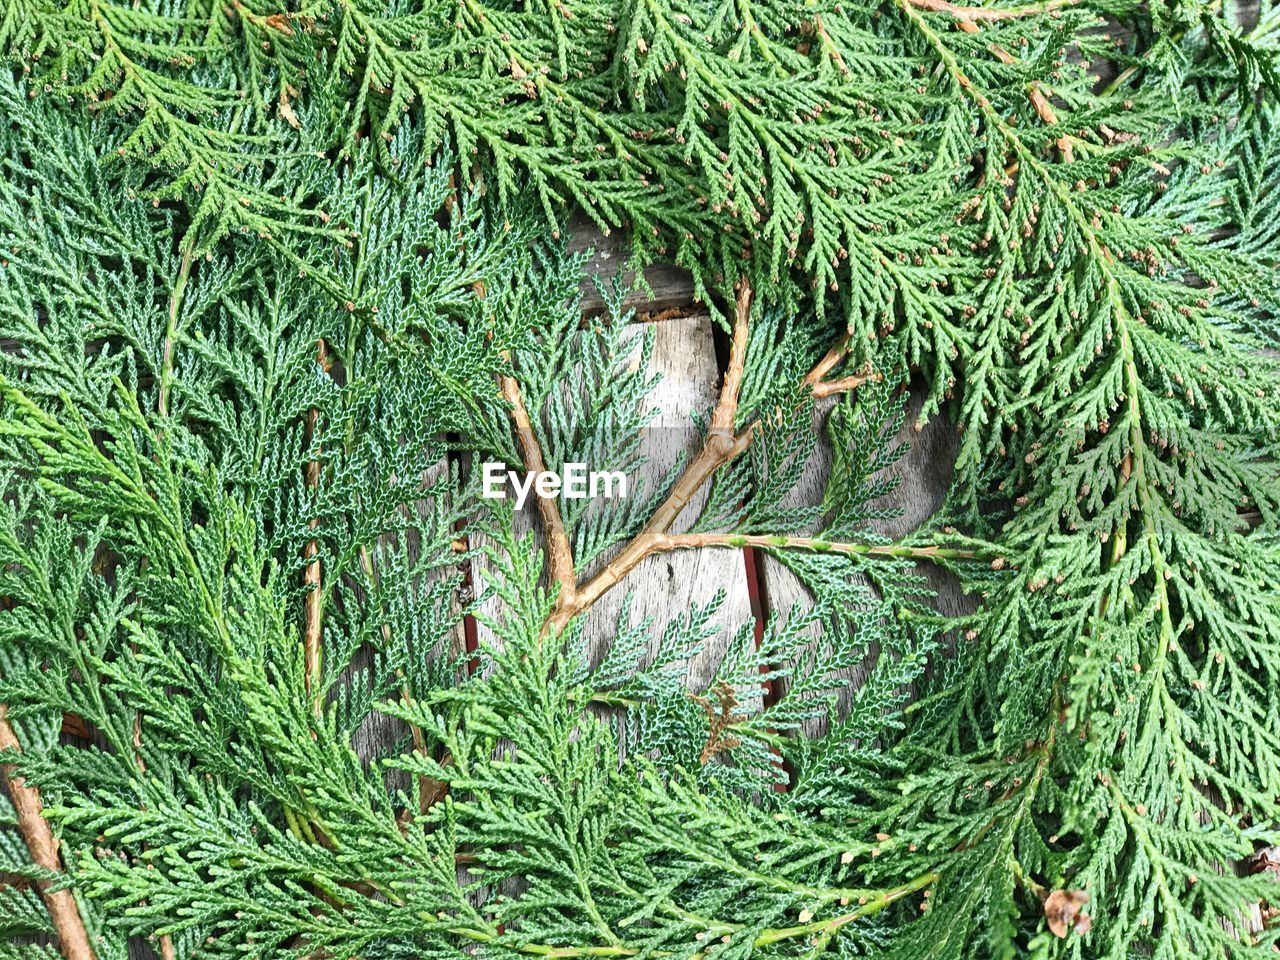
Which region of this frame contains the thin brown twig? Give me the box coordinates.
[953,18,1073,159]
[502,367,577,614]
[801,333,853,389]
[470,256,579,629]
[812,372,881,398]
[660,533,977,562]
[546,282,756,633]
[302,339,329,716]
[0,705,97,960]
[906,0,1077,21]
[798,335,884,394]
[643,279,756,536]
[710,284,751,439]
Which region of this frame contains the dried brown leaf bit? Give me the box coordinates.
[278,84,301,130]
[693,681,746,764]
[1043,888,1091,938]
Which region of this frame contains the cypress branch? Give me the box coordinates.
[0,706,95,960]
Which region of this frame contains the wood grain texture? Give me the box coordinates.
[566,214,698,319]
[575,315,754,692]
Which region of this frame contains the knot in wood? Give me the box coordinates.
[707,428,737,457]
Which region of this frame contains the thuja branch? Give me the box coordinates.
[449,870,938,957]
[755,871,940,943]
[950,17,1068,155]
[358,544,443,815]
[156,243,195,422]
[0,705,97,960]
[147,237,195,960]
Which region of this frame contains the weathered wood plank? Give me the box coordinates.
[575,316,755,692]
[565,214,698,319]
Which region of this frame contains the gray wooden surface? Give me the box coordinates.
[574,316,755,689]
[565,213,696,319]
[355,223,965,751]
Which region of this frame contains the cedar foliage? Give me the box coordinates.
[0,0,1278,957]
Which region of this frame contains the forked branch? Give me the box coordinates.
[539,279,918,634]
[544,281,754,632]
[811,372,880,398]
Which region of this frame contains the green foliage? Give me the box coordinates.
[7,0,1264,319]
[0,0,1278,957]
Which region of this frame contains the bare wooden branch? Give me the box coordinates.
[502,368,578,615]
[659,533,977,563]
[0,705,97,960]
[906,0,1077,21]
[801,334,853,389]
[543,279,907,632]
[546,282,755,633]
[709,281,752,438]
[302,339,329,716]
[811,372,882,398]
